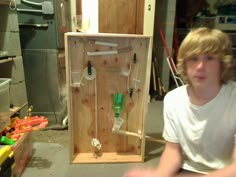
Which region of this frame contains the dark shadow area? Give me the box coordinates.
[144,133,165,161]
[26,156,52,169]
[26,148,52,169]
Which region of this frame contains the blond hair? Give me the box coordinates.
[177,27,233,84]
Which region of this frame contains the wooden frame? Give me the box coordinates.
[65,33,152,163]
[12,132,32,177]
[0,0,11,5]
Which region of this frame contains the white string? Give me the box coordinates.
[82,66,100,150]
[71,70,84,87]
[95,77,98,139]
[82,66,98,138]
[78,71,85,86]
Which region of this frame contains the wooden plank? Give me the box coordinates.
[11,132,32,177]
[76,0,82,15]
[0,57,14,64]
[140,37,153,159]
[99,0,137,34]
[65,34,75,163]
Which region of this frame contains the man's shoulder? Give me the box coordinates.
[165,85,187,98]
[224,81,236,93]
[164,85,187,103]
[227,80,236,87]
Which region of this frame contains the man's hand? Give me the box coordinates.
[123,167,158,177]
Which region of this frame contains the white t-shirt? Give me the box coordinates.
[162,81,236,174]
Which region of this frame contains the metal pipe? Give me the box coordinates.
[87,50,118,56]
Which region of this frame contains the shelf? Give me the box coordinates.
[10,102,28,116]
[66,33,152,163]
[0,57,14,64]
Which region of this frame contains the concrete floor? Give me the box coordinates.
[21,100,165,177]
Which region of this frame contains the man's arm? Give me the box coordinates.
[153,141,183,177]
[175,147,236,177]
[175,163,236,177]
[123,141,183,177]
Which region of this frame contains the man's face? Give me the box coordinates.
[185,54,221,88]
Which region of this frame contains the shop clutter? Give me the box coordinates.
[0,115,48,146]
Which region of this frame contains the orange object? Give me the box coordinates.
[12,116,48,134]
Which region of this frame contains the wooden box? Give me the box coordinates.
[12,132,32,177]
[65,33,152,163]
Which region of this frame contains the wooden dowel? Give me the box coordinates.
[112,129,166,144]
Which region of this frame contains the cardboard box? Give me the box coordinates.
[0,56,27,107]
[9,81,28,108]
[65,33,152,163]
[0,78,11,132]
[0,6,19,32]
[0,32,21,57]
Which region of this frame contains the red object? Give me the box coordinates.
[155,15,177,73]
[60,26,67,33]
[12,116,48,134]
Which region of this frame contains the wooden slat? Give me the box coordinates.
[12,132,32,177]
[76,0,82,15]
[72,152,143,163]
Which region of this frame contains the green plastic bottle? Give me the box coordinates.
[112,93,125,118]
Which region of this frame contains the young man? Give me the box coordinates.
[124,27,236,177]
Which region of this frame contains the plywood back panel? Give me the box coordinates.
[65,33,152,163]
